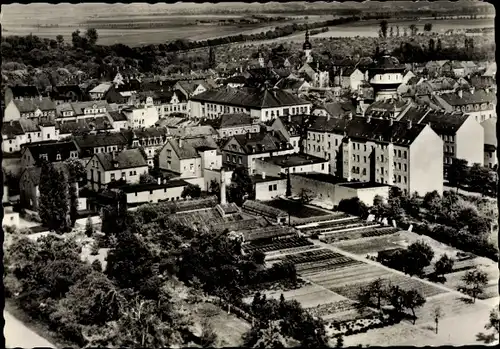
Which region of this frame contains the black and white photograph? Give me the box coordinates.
[1,1,498,347]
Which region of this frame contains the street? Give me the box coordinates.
[4,310,55,348]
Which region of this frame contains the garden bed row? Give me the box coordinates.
[244,236,312,253]
[283,249,344,265]
[264,245,321,260]
[300,218,364,233]
[319,226,398,243]
[291,213,352,227]
[296,258,361,274]
[307,299,357,317]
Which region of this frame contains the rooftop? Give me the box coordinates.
[191,87,309,109]
[292,172,346,184]
[250,173,284,183]
[117,179,189,193]
[262,153,327,167]
[340,182,389,189]
[96,148,147,171]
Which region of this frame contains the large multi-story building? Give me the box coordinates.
[189,87,311,122]
[305,114,444,196]
[221,130,295,174]
[396,106,485,171]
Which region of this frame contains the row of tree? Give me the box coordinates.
[379,20,433,39]
[448,159,497,197]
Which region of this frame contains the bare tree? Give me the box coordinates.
[433,306,443,334]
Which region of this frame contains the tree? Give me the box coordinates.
[434,254,455,279]
[56,35,64,46]
[139,173,157,184]
[181,184,202,199]
[228,166,254,206]
[423,190,441,221]
[200,319,218,348]
[336,334,344,348]
[432,306,443,334]
[403,27,408,37]
[424,23,433,32]
[85,28,99,46]
[71,30,82,48]
[409,24,417,36]
[429,38,435,52]
[402,289,426,324]
[91,259,103,272]
[298,188,315,205]
[380,20,389,38]
[387,285,405,318]
[448,158,469,190]
[338,197,369,219]
[396,26,400,37]
[485,305,500,337]
[38,161,71,233]
[389,26,394,38]
[437,38,442,51]
[461,267,488,302]
[85,216,94,237]
[404,240,435,277]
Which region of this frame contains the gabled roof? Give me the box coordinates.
[168,136,218,160]
[21,162,69,186]
[262,153,327,167]
[13,98,56,113]
[2,120,25,138]
[89,83,112,94]
[23,141,77,164]
[122,127,169,143]
[191,87,309,109]
[275,78,308,90]
[141,79,178,92]
[156,117,189,128]
[95,149,147,171]
[277,114,309,137]
[229,130,290,154]
[18,118,41,133]
[398,107,468,135]
[307,115,427,146]
[74,132,128,149]
[224,75,247,85]
[324,101,357,118]
[218,113,254,128]
[108,111,127,122]
[169,125,218,138]
[56,117,113,135]
[439,89,497,106]
[70,100,111,115]
[118,179,189,193]
[8,85,40,99]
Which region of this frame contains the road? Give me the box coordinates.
[4,310,55,348]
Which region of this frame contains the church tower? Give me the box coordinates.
[303,30,313,64]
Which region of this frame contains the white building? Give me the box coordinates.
[189,87,311,122]
[121,99,160,128]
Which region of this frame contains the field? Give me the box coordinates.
[334,234,405,255]
[313,17,494,38]
[264,199,331,218]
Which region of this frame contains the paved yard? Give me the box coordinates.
[4,310,55,348]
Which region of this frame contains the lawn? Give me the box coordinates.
[190,302,251,347]
[264,199,331,218]
[334,234,405,255]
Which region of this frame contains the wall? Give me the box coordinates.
[254,179,287,201]
[4,101,21,122]
[2,209,20,227]
[409,125,444,196]
[290,174,337,207]
[219,125,260,138]
[126,185,186,205]
[334,185,389,207]
[484,149,497,169]
[455,116,485,166]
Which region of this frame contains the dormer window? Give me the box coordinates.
[56,154,61,161]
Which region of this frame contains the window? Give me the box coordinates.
[269,185,273,191]
[398,163,402,170]
[321,163,325,170]
[381,155,384,162]
[130,171,134,176]
[335,139,338,146]
[238,157,242,164]
[404,164,407,171]
[111,173,115,181]
[398,175,401,183]
[56,153,61,161]
[364,156,367,163]
[273,184,277,191]
[190,163,194,171]
[403,151,407,159]
[397,150,401,157]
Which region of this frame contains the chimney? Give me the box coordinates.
[220,167,227,205]
[347,112,353,120]
[288,114,291,123]
[458,89,463,98]
[367,115,371,123]
[327,113,331,121]
[470,86,475,94]
[157,177,161,185]
[179,138,183,148]
[389,118,394,126]
[262,172,266,179]
[407,120,412,129]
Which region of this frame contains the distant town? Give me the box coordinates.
[2,1,498,348]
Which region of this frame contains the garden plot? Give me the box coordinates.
[305,263,392,287]
[243,284,345,309]
[326,271,448,301]
[334,234,404,255]
[244,236,313,254]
